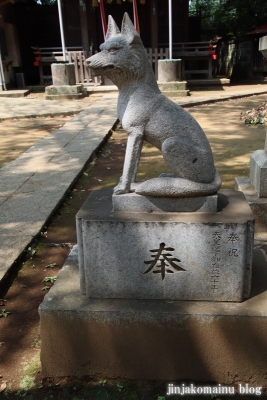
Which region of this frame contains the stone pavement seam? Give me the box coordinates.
[0,95,111,120]
[177,87,267,108]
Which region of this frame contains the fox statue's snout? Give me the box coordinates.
[86,13,221,198]
[86,48,116,76]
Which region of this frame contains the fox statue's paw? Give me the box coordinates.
[113,178,130,195]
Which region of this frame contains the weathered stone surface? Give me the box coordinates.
[159,89,190,98]
[158,59,182,82]
[259,35,267,58]
[113,187,218,212]
[259,35,267,51]
[236,130,267,243]
[236,177,267,241]
[250,149,267,197]
[157,81,189,98]
[45,93,86,100]
[45,84,84,95]
[86,14,220,197]
[39,246,267,383]
[260,49,267,58]
[135,171,222,197]
[77,188,254,302]
[112,192,218,212]
[45,84,86,100]
[0,90,30,98]
[157,81,187,91]
[51,63,76,86]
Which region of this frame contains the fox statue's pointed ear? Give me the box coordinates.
[121,13,142,45]
[105,15,120,40]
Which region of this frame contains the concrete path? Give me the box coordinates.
[0,94,109,120]
[178,85,267,107]
[0,84,267,289]
[0,94,117,288]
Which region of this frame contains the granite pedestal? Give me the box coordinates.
[157,59,189,97]
[45,63,87,100]
[39,188,257,381]
[236,130,267,232]
[158,59,182,82]
[39,246,267,384]
[77,188,254,302]
[51,63,76,85]
[45,84,86,100]
[259,35,267,58]
[157,81,189,97]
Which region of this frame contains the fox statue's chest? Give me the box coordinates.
[118,94,154,132]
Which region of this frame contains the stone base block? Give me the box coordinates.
[0,89,30,98]
[45,93,86,100]
[113,191,218,212]
[39,246,267,384]
[249,150,267,197]
[161,90,190,97]
[158,59,182,82]
[51,63,76,86]
[45,84,87,100]
[187,78,230,87]
[236,177,263,200]
[76,189,254,302]
[236,177,267,229]
[158,81,187,91]
[158,81,189,97]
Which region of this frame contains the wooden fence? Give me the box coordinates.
[163,41,213,79]
[66,51,102,85]
[33,47,171,85]
[146,48,169,79]
[32,47,102,85]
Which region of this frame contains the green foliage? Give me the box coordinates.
[244,115,265,125]
[41,286,50,291]
[117,383,124,392]
[19,375,35,391]
[100,145,113,157]
[241,102,267,125]
[189,0,267,39]
[42,276,57,283]
[45,262,57,268]
[0,309,11,318]
[41,275,57,290]
[24,247,36,260]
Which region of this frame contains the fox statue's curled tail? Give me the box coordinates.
[86,13,221,197]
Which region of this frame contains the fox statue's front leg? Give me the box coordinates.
[113,129,143,195]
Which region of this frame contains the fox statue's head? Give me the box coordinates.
[86,13,152,87]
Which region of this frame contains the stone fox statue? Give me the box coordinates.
[87,13,221,197]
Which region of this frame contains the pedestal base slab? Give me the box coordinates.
[39,246,267,384]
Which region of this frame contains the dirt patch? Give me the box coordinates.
[135,94,266,189]
[0,94,267,398]
[188,95,267,188]
[0,116,74,168]
[0,127,128,397]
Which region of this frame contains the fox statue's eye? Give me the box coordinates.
[108,47,120,53]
